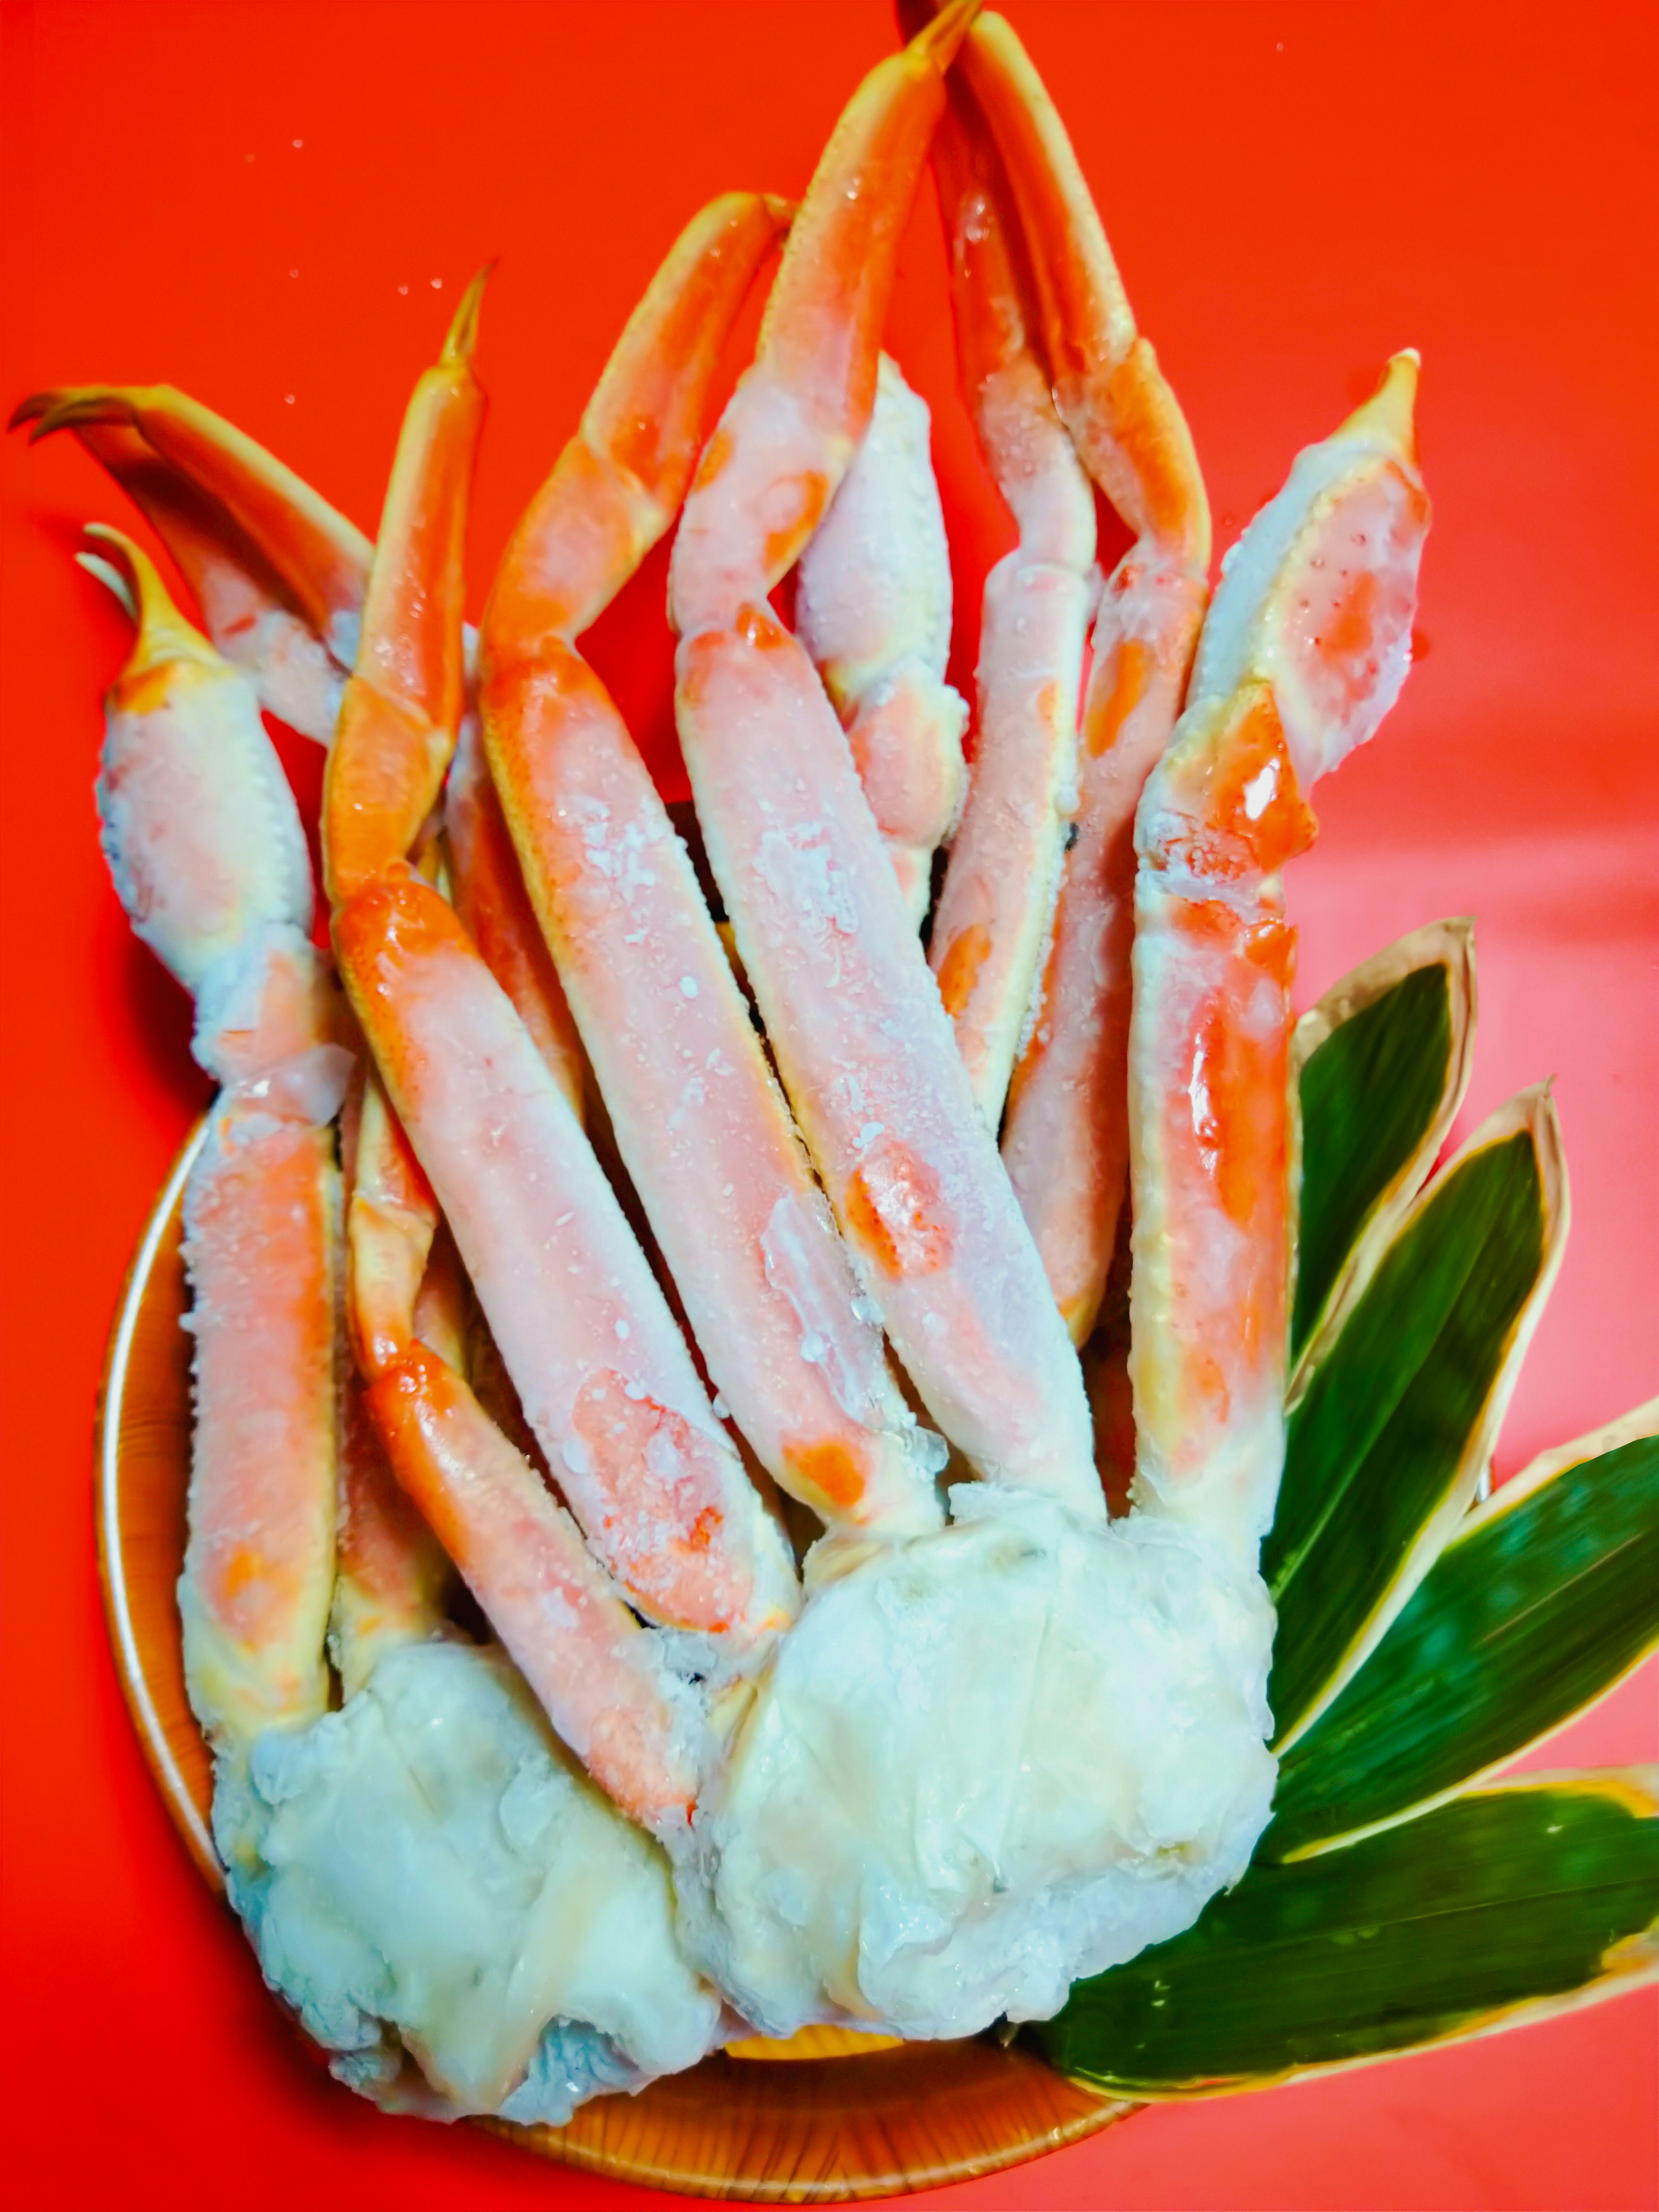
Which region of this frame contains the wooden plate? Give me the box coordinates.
[95,1128,1137,2200]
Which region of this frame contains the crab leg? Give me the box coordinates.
[366,1348,699,1833]
[915,62,1097,1126]
[12,374,584,1103]
[326,1064,460,1695]
[1129,356,1429,1551]
[16,384,370,741]
[446,715,585,1108]
[794,351,969,927]
[323,270,487,903]
[482,196,943,1537]
[336,870,798,1644]
[325,278,798,1650]
[906,9,1214,1341]
[667,6,1101,1518]
[80,528,349,1789]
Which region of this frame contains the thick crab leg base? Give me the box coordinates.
[181,1098,342,1763]
[335,866,799,1645]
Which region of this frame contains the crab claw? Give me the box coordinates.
[16,383,371,739]
[75,524,347,1762]
[1183,353,1426,790]
[78,524,334,1081]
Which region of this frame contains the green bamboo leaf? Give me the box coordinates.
[1290,919,1475,1400]
[1266,1085,1568,1751]
[1268,1402,1659,1860]
[1034,1772,1659,2098]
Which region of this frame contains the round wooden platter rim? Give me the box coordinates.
[94,1125,1137,2200]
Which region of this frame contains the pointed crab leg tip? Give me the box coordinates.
[1342,350,1422,459]
[80,521,213,665]
[74,548,138,619]
[441,264,494,365]
[910,0,981,70]
[81,520,150,588]
[18,385,138,441]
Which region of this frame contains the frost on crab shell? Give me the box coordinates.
[681,1487,1277,2041]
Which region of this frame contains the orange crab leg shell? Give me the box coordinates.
[323,270,489,902]
[335,865,798,1642]
[366,1345,699,1833]
[485,193,790,660]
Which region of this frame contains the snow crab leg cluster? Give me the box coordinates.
[21,0,1430,2121]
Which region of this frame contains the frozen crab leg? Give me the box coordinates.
[446,714,585,1109]
[325,283,798,1700]
[328,1061,461,1696]
[1129,355,1430,1552]
[79,526,350,1834]
[323,269,488,904]
[916,9,1214,1342]
[482,195,944,1538]
[16,383,370,740]
[911,32,1099,1126]
[73,505,719,2102]
[794,351,969,927]
[668,1,1101,1517]
[12,367,585,1097]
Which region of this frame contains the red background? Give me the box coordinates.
[2,2,1655,2205]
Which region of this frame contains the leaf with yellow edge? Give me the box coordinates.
[1290,918,1476,1403]
[1268,1400,1659,1860]
[1035,1772,1659,2097]
[1266,1084,1568,1750]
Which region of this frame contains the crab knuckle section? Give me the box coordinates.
[224,1638,720,2120]
[683,1491,1277,2039]
[795,355,969,918]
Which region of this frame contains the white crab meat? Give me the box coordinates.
[680,1488,1276,2041]
[217,1640,721,2121]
